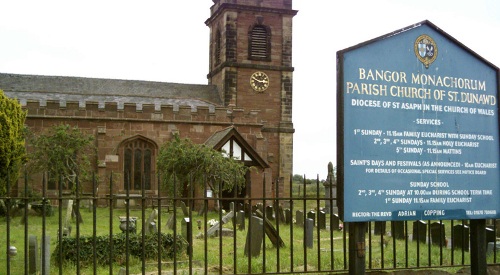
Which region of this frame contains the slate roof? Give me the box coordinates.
[0,73,223,108]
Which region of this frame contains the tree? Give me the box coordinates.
[157,134,248,199]
[27,124,96,192]
[0,90,27,195]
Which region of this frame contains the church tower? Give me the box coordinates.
[206,0,297,197]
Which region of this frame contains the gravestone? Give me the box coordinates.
[374,221,386,235]
[256,203,264,213]
[29,235,38,275]
[265,205,274,220]
[166,214,175,230]
[392,221,405,239]
[64,199,73,236]
[296,210,304,226]
[144,209,158,234]
[277,205,286,222]
[452,224,469,251]
[317,210,326,230]
[331,214,340,231]
[179,201,189,217]
[486,227,496,244]
[496,220,500,237]
[41,235,50,275]
[307,210,316,227]
[254,209,285,248]
[284,208,292,224]
[206,211,234,237]
[305,218,314,248]
[244,203,251,217]
[236,210,245,230]
[430,222,446,246]
[412,220,427,243]
[182,218,192,255]
[244,216,264,257]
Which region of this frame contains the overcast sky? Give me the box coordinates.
[0,0,499,179]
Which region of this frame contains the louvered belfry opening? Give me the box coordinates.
[249,25,270,60]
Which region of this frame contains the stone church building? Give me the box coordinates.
[0,0,297,206]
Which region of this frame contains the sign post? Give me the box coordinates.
[337,20,499,274]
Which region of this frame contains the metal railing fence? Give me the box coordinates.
[1,173,499,274]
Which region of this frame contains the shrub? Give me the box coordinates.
[53,233,187,267]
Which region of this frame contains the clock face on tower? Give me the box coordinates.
[250,71,269,92]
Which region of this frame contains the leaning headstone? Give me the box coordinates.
[452,224,469,251]
[284,208,292,224]
[236,210,245,231]
[430,222,446,246]
[182,218,192,255]
[244,216,264,257]
[265,205,274,220]
[307,210,316,227]
[29,235,38,275]
[256,203,264,213]
[41,235,51,275]
[254,209,285,248]
[178,201,188,217]
[412,220,427,243]
[317,210,326,230]
[374,221,386,235]
[296,210,304,226]
[331,214,340,231]
[166,214,175,230]
[305,218,314,248]
[392,221,405,239]
[206,211,234,237]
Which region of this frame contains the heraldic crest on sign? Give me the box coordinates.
[414,34,438,68]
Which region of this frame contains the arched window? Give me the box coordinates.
[122,137,155,190]
[249,25,271,61]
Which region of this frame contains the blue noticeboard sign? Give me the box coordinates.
[337,20,500,222]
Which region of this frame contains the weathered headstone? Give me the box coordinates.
[144,209,158,234]
[236,210,245,231]
[244,216,264,257]
[206,211,234,237]
[182,217,192,255]
[178,201,189,217]
[256,203,264,213]
[430,222,446,246]
[265,205,274,220]
[317,210,326,230]
[41,235,50,275]
[392,221,405,240]
[486,227,496,244]
[296,210,304,226]
[244,203,251,217]
[254,209,285,248]
[412,220,427,243]
[64,199,73,234]
[29,235,38,275]
[166,214,175,230]
[277,205,286,223]
[307,210,316,227]
[305,218,314,248]
[331,213,340,231]
[374,221,386,235]
[452,224,469,251]
[284,208,292,225]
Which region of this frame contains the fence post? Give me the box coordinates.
[349,222,367,275]
[470,219,487,275]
